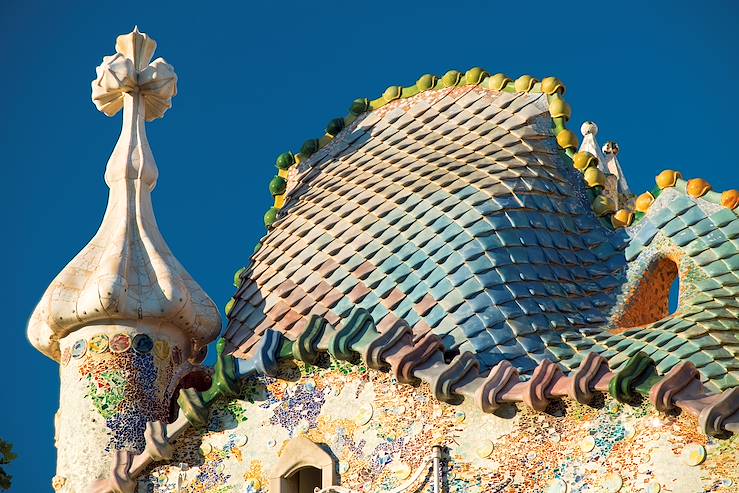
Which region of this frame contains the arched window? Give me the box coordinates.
[269,436,338,493]
[614,255,680,329]
[282,466,322,493]
[668,275,680,314]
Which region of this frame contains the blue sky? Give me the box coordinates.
[1,0,737,490]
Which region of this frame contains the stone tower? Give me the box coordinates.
[27,28,221,492]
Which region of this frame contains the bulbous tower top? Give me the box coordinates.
[27,27,221,361]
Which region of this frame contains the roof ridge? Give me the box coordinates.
[630,171,739,221]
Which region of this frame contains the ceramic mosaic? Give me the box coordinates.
[55,326,190,493]
[143,358,738,492]
[79,337,170,449]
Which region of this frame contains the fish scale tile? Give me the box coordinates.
[224,85,738,392]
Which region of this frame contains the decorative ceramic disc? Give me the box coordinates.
[545,478,567,493]
[71,339,87,359]
[580,435,596,452]
[110,333,132,353]
[230,433,248,447]
[199,443,212,456]
[153,340,170,361]
[646,481,661,493]
[132,334,153,354]
[681,443,706,466]
[602,472,622,492]
[392,462,412,480]
[355,403,374,425]
[88,334,109,354]
[623,423,636,439]
[476,440,495,459]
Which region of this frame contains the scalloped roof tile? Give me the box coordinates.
[224,72,739,394]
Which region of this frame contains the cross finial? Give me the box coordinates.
[91,27,177,121]
[27,29,220,362]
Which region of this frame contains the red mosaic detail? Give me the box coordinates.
[109,333,132,353]
[61,347,71,366]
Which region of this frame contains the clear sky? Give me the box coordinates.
[1,0,738,490]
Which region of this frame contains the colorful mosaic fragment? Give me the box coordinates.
[143,358,739,493]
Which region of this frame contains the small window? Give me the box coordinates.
[283,466,322,493]
[668,275,680,314]
[270,436,338,493]
[613,256,679,330]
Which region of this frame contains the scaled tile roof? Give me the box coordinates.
[224,71,739,393]
[92,72,739,487]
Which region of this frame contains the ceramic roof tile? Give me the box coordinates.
[224,82,738,397]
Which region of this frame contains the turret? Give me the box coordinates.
[579,121,633,209]
[27,28,221,492]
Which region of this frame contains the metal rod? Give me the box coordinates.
[432,445,442,493]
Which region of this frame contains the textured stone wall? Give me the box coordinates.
[144,356,738,493]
